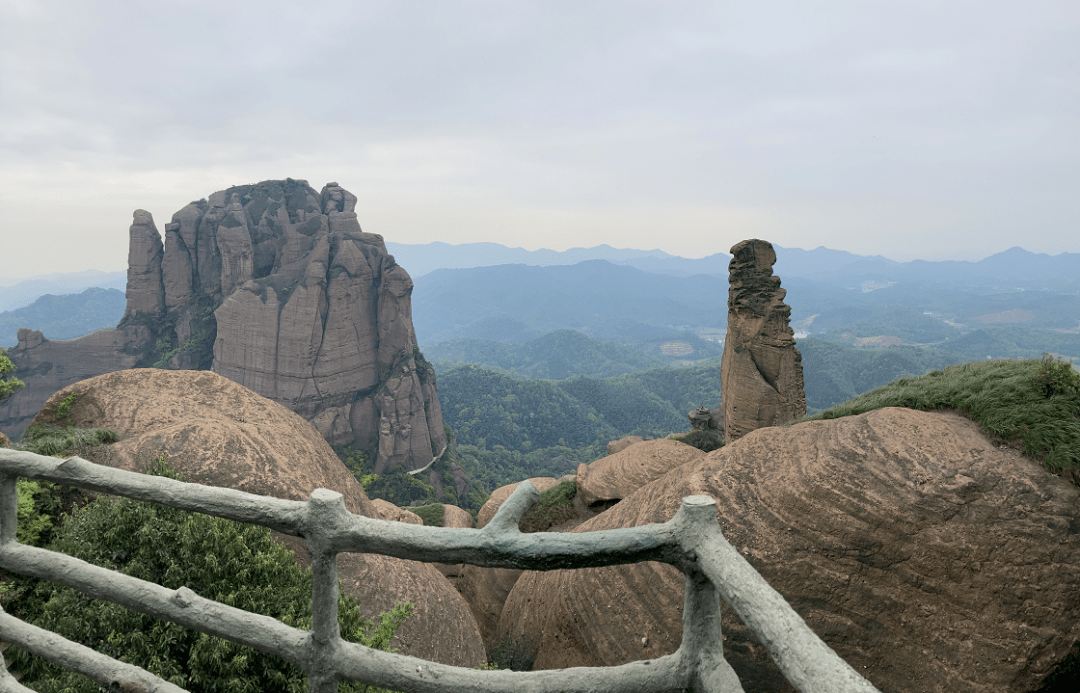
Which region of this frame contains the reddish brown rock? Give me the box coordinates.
[1,180,446,474]
[122,210,165,322]
[0,431,10,447]
[720,239,805,442]
[31,369,485,667]
[498,407,1080,693]
[442,504,475,529]
[606,435,644,456]
[575,438,704,510]
[476,477,561,529]
[371,499,423,525]
[452,477,562,652]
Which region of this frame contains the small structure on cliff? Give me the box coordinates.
[720,239,806,442]
[0,179,444,473]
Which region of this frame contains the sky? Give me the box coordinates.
[1,0,1078,282]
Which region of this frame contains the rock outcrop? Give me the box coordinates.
[606,435,644,456]
[1,180,445,473]
[497,407,1080,692]
[720,239,805,442]
[372,499,423,525]
[575,438,704,510]
[455,477,563,652]
[30,369,485,667]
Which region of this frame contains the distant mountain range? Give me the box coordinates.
[5,243,1079,352]
[0,269,126,313]
[388,241,1080,291]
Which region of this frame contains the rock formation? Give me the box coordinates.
[1,179,445,473]
[455,477,563,652]
[720,239,805,442]
[371,499,423,525]
[497,407,1080,692]
[575,438,704,511]
[29,368,485,667]
[606,435,644,456]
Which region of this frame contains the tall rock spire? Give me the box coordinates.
[721,239,806,443]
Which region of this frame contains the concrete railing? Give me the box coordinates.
[0,449,881,693]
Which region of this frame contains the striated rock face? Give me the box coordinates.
[30,368,485,667]
[720,239,805,442]
[497,407,1080,692]
[1,179,445,473]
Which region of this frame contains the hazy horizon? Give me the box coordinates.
[0,237,1072,287]
[2,2,1077,279]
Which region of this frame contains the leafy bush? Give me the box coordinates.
[410,503,445,527]
[672,429,724,453]
[487,633,538,671]
[0,346,24,406]
[519,480,576,533]
[1034,352,1080,398]
[54,392,77,420]
[9,459,411,693]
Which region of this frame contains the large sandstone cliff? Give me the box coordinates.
[1,179,444,473]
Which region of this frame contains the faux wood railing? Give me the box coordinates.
[0,449,880,692]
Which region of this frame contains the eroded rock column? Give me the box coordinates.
[721,239,805,442]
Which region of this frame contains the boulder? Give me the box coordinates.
[453,477,561,653]
[720,239,805,442]
[606,435,644,456]
[0,431,10,447]
[476,477,561,529]
[30,369,485,667]
[442,504,475,529]
[371,499,423,525]
[1,180,446,475]
[498,407,1080,692]
[575,438,704,510]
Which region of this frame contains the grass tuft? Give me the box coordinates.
[519,480,577,533]
[801,357,1080,477]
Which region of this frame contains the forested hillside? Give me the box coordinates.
[426,329,722,379]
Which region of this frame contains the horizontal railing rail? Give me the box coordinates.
[0,449,880,693]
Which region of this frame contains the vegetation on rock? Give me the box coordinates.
[0,346,24,405]
[805,356,1080,476]
[518,480,577,533]
[6,459,412,692]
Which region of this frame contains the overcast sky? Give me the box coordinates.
[1,0,1077,282]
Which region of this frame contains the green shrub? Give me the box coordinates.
[487,633,538,671]
[672,428,724,453]
[9,459,410,693]
[519,480,576,533]
[0,346,24,406]
[54,392,77,420]
[1034,352,1080,398]
[17,423,118,458]
[410,503,445,527]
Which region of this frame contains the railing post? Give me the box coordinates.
[307,489,347,693]
[0,472,17,545]
[677,496,744,693]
